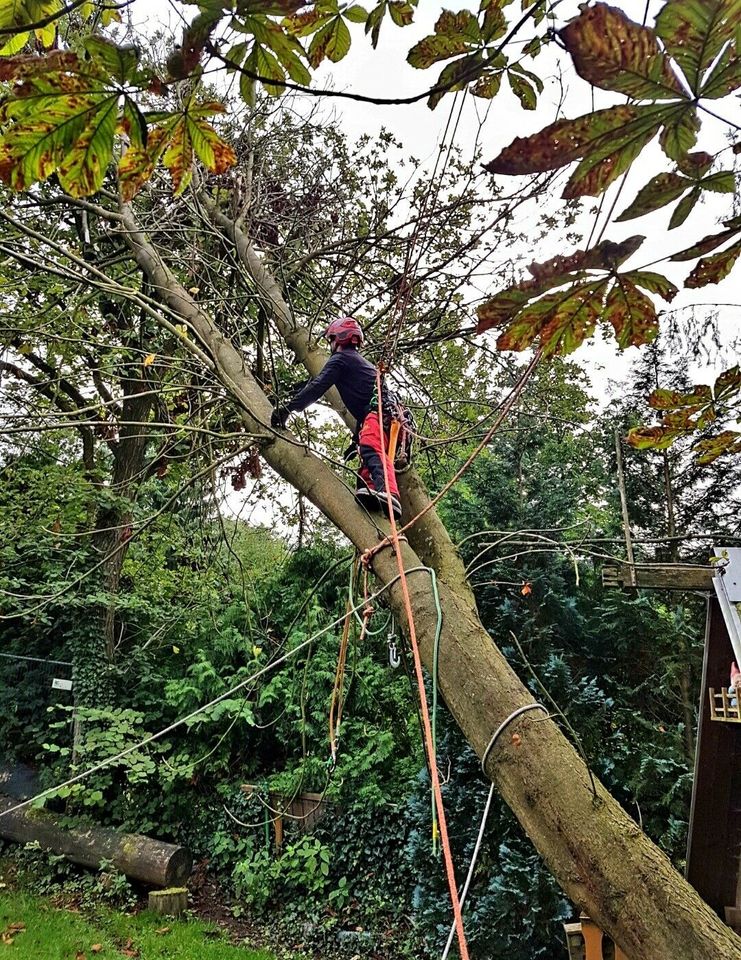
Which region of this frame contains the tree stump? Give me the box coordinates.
[148,888,188,916]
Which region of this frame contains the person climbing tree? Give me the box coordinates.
[271,317,402,520]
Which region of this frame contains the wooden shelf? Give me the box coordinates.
[708,687,741,723]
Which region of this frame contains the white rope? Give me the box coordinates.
[481,703,547,776]
[438,703,548,958]
[441,782,495,960]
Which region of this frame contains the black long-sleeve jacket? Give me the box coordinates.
[285,348,382,424]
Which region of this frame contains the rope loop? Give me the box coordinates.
[481,703,548,776]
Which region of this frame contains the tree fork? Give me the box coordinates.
[200,192,475,611]
[119,204,741,960]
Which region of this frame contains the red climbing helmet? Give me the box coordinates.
[325,316,364,352]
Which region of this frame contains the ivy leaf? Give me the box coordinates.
[684,239,741,287]
[615,172,690,222]
[603,278,659,349]
[558,3,685,100]
[655,0,740,94]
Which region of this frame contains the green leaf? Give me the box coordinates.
[694,430,741,465]
[603,278,659,349]
[623,270,678,302]
[121,96,148,150]
[387,1,415,28]
[684,239,741,287]
[714,365,741,403]
[408,8,479,68]
[658,103,699,160]
[0,0,61,35]
[428,53,482,109]
[648,384,711,409]
[700,170,736,193]
[507,70,536,110]
[559,3,685,100]
[563,108,667,199]
[668,186,700,228]
[656,0,741,94]
[57,93,118,195]
[627,425,682,451]
[407,32,470,69]
[700,37,741,98]
[615,171,690,221]
[83,36,140,83]
[308,15,351,67]
[471,69,503,99]
[282,9,327,37]
[505,282,604,356]
[0,32,31,57]
[344,5,368,23]
[676,150,713,177]
[484,103,648,176]
[0,67,120,196]
[670,215,741,260]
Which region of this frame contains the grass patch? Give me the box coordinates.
[0,890,278,960]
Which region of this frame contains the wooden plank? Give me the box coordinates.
[686,598,741,913]
[602,564,715,592]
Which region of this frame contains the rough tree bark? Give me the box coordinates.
[119,204,741,960]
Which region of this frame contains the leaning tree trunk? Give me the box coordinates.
[120,204,741,960]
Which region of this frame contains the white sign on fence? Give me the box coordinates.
[51,678,73,691]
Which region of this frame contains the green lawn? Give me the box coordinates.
[0,890,278,960]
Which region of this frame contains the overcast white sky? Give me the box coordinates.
[125,0,738,404]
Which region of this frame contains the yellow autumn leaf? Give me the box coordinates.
[143,353,156,367]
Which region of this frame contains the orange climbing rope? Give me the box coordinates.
[365,348,544,569]
[370,367,471,960]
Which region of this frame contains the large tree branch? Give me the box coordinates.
[119,201,739,960]
[199,190,476,608]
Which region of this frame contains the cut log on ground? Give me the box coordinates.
[0,795,191,886]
